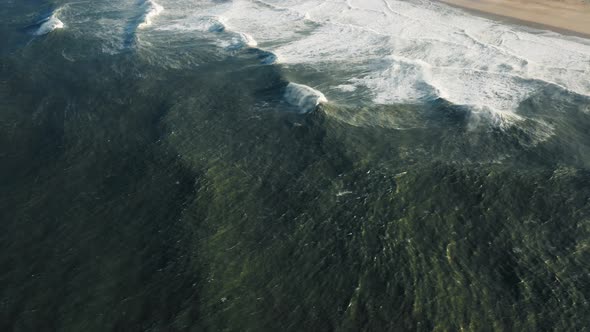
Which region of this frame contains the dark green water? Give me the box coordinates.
[2,0,590,331]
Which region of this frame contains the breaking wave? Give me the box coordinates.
[198,0,590,117]
[284,83,328,113]
[32,9,64,35]
[138,0,163,29]
[229,32,258,49]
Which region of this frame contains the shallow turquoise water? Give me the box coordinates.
[1,0,590,331]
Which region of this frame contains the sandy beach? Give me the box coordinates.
[439,0,590,38]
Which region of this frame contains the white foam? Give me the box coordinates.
[157,15,226,32]
[284,83,328,113]
[234,32,258,48]
[194,0,590,115]
[35,14,64,35]
[156,14,259,52]
[335,84,357,92]
[138,0,163,29]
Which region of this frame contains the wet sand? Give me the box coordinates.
[439,0,590,38]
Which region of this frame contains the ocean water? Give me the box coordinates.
[1,0,590,331]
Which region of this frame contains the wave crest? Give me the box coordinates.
[33,9,65,36]
[138,0,163,29]
[284,83,328,113]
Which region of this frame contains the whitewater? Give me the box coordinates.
[138,0,164,29]
[30,0,590,115]
[29,7,65,35]
[5,0,590,330]
[153,0,590,115]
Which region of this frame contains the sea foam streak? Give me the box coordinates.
[138,0,163,29]
[199,0,590,114]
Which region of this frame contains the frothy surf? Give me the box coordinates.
[157,14,280,64]
[138,0,163,29]
[229,32,258,49]
[153,9,333,112]
[284,83,328,113]
[34,10,64,35]
[196,0,590,117]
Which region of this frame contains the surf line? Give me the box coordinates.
[205,15,328,113]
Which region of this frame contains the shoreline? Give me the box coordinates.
[439,0,590,39]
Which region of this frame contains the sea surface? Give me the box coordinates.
[2,0,590,331]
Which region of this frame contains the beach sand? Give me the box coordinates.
[439,0,590,38]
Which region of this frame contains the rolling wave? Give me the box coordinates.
[284,83,328,113]
[228,32,258,49]
[138,0,163,29]
[198,0,590,115]
[156,13,322,111]
[30,8,64,35]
